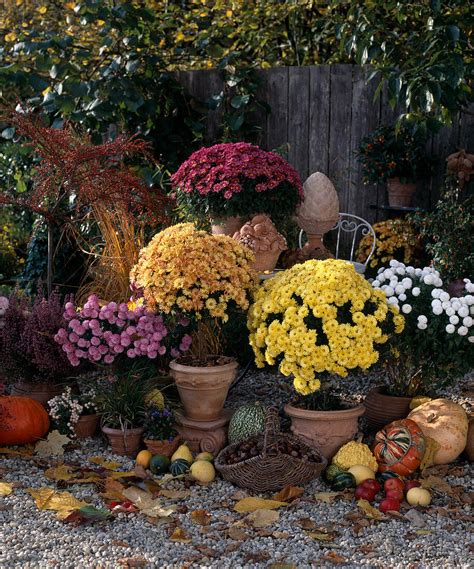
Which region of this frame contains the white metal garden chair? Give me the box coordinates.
[298,212,376,274]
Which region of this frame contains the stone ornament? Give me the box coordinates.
[446,149,474,187]
[296,171,339,235]
[233,214,287,254]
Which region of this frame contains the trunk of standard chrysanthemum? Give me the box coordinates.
[47,221,54,298]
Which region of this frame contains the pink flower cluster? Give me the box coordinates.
[55,295,192,367]
[171,142,303,199]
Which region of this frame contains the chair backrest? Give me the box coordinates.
[298,213,376,271]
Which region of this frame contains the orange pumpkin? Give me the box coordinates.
[373,418,426,476]
[0,396,50,445]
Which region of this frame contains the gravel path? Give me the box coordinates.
[1,369,473,569]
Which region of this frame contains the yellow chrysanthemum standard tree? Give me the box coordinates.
[248,259,404,396]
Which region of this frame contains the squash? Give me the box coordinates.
[408,399,468,464]
[331,441,378,472]
[324,464,345,483]
[331,472,356,491]
[347,464,376,485]
[228,402,267,444]
[149,454,170,475]
[169,458,191,476]
[376,470,402,483]
[171,443,193,464]
[406,487,431,507]
[0,396,50,445]
[373,419,426,476]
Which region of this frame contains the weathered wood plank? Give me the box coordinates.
[348,66,381,223]
[265,67,289,154]
[430,114,460,204]
[328,65,353,212]
[288,66,310,179]
[308,65,330,178]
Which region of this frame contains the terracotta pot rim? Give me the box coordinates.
[101,425,144,435]
[367,386,413,401]
[284,402,365,419]
[387,177,417,186]
[143,436,180,443]
[78,413,100,419]
[170,355,238,373]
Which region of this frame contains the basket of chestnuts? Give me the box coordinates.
[215,407,327,492]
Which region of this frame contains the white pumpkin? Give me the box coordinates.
[408,398,468,464]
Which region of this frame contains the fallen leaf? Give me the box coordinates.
[272,485,304,502]
[101,477,128,502]
[421,475,453,495]
[357,499,384,520]
[243,552,270,563]
[122,487,176,518]
[416,529,434,535]
[358,544,374,554]
[0,482,13,496]
[63,505,112,526]
[234,497,286,513]
[306,531,335,542]
[133,465,148,479]
[27,487,87,516]
[35,431,71,456]
[89,457,122,470]
[268,564,298,569]
[0,447,34,456]
[226,526,249,540]
[296,517,316,530]
[112,540,130,547]
[108,471,138,480]
[320,551,347,564]
[225,542,241,552]
[404,509,426,528]
[170,527,192,543]
[272,531,290,539]
[190,509,212,526]
[44,464,76,482]
[160,489,191,500]
[420,437,441,471]
[447,466,465,477]
[314,491,341,503]
[230,490,248,500]
[117,556,148,567]
[195,545,218,557]
[246,508,279,528]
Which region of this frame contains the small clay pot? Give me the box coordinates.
[102,425,144,457]
[387,178,417,207]
[74,414,100,439]
[12,381,63,408]
[284,403,365,460]
[364,387,412,431]
[144,435,181,458]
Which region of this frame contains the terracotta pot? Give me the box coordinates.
[252,249,281,273]
[387,178,417,207]
[144,435,181,458]
[102,425,144,457]
[74,414,100,439]
[284,403,365,460]
[210,216,244,236]
[170,356,238,422]
[12,381,63,407]
[364,387,412,431]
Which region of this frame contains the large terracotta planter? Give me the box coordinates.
[364,387,412,431]
[252,250,281,273]
[170,356,238,422]
[284,403,365,460]
[387,178,417,207]
[102,425,144,457]
[144,435,181,458]
[74,414,100,439]
[211,216,244,236]
[12,381,63,407]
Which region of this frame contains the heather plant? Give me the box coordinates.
[0,289,73,384]
[172,143,303,226]
[55,295,192,369]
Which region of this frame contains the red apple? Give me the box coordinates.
[404,480,421,494]
[361,479,381,494]
[384,477,405,494]
[385,488,404,501]
[355,485,376,502]
[379,498,401,513]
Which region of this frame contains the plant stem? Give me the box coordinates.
[47,221,54,297]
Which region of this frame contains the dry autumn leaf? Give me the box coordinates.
[421,475,454,495]
[101,478,128,502]
[246,508,279,528]
[170,527,192,543]
[314,491,341,503]
[35,431,71,457]
[306,531,335,542]
[272,486,304,502]
[420,437,441,471]
[27,487,87,518]
[0,447,34,457]
[0,482,13,496]
[122,487,176,518]
[44,464,102,484]
[160,489,191,500]
[190,509,212,525]
[226,526,249,541]
[234,497,287,513]
[357,499,384,520]
[320,551,347,565]
[296,517,317,530]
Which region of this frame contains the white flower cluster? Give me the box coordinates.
[372,260,474,342]
[48,386,98,437]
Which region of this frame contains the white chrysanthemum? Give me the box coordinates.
[439,291,450,302]
[389,260,398,268]
[449,315,460,325]
[445,307,455,317]
[469,336,474,343]
[432,305,443,316]
[389,279,399,289]
[415,268,422,276]
[458,306,469,318]
[401,277,412,289]
[399,293,407,302]
[402,304,412,314]
[431,299,442,308]
[434,278,443,287]
[458,326,468,336]
[451,300,461,311]
[465,295,474,305]
[463,316,473,328]
[388,296,399,305]
[395,284,405,295]
[424,274,434,285]
[441,301,451,310]
[412,287,421,297]
[418,315,428,324]
[431,289,441,299]
[396,267,406,275]
[372,280,380,288]
[445,324,455,334]
[384,286,395,297]
[417,322,428,330]
[383,269,394,279]
[406,266,415,275]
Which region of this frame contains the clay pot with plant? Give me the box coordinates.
[143,404,182,457]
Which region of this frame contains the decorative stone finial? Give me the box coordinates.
[296,172,339,235]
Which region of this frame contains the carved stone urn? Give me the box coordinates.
[296,172,339,255]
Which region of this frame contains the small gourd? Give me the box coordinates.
[406,487,431,507]
[377,470,402,483]
[332,441,378,472]
[149,454,170,475]
[331,472,356,491]
[324,464,345,483]
[171,443,193,464]
[373,419,426,476]
[347,464,376,485]
[169,458,191,476]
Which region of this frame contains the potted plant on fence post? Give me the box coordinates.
[247,258,404,459]
[0,289,74,405]
[130,223,257,453]
[171,142,303,235]
[358,124,431,207]
[365,260,474,429]
[143,404,181,457]
[54,294,192,455]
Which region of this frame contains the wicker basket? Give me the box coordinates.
[215,408,327,492]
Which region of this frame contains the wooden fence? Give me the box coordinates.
[176,65,474,224]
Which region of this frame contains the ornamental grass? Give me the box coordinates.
[248,259,404,395]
